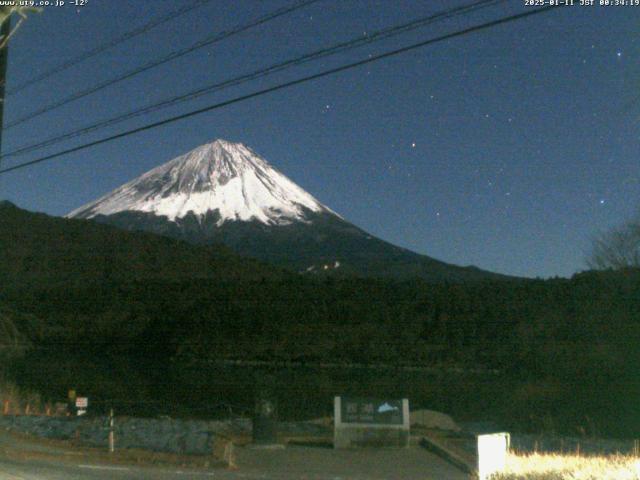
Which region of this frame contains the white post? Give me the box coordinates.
[477,432,510,480]
[401,398,410,430]
[108,409,115,453]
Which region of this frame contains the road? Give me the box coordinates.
[0,447,470,480]
[0,458,220,479]
[0,429,470,479]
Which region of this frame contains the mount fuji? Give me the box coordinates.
[68,139,505,281]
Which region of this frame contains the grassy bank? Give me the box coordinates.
[493,452,640,479]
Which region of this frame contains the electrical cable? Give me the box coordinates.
[4,0,320,129]
[0,5,556,176]
[2,0,504,160]
[7,0,216,95]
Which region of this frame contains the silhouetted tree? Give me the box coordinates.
[587,213,640,270]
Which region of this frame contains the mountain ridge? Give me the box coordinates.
[68,139,512,282]
[69,139,336,226]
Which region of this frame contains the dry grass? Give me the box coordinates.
[492,452,640,480]
[0,379,51,415]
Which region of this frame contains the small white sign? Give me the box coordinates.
[477,432,510,480]
[75,397,88,408]
[377,402,399,413]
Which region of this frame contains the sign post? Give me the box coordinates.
[334,396,410,448]
[67,389,76,416]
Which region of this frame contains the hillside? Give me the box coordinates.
[3,202,640,437]
[91,208,511,281]
[0,200,285,287]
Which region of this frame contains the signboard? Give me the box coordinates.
[75,397,88,416]
[477,432,510,480]
[334,396,409,448]
[340,397,403,425]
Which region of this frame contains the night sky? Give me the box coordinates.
[1,0,638,278]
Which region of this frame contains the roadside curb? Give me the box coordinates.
[418,435,476,476]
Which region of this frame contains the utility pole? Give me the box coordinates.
[0,14,10,165]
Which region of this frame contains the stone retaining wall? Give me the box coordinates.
[0,415,249,455]
[0,415,331,455]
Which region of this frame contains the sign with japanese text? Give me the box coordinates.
[340,397,404,425]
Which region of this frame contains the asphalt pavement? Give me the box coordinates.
[0,428,470,479]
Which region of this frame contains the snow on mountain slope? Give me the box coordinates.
[65,139,510,281]
[68,139,337,226]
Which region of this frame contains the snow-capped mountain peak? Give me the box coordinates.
[68,139,336,226]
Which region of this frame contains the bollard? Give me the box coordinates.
[108,409,115,453]
[224,441,237,469]
[477,433,510,480]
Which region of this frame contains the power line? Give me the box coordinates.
[0,5,556,176]
[7,0,216,96]
[2,0,504,161]
[3,0,320,130]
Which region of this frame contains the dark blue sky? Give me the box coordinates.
[1,0,638,278]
